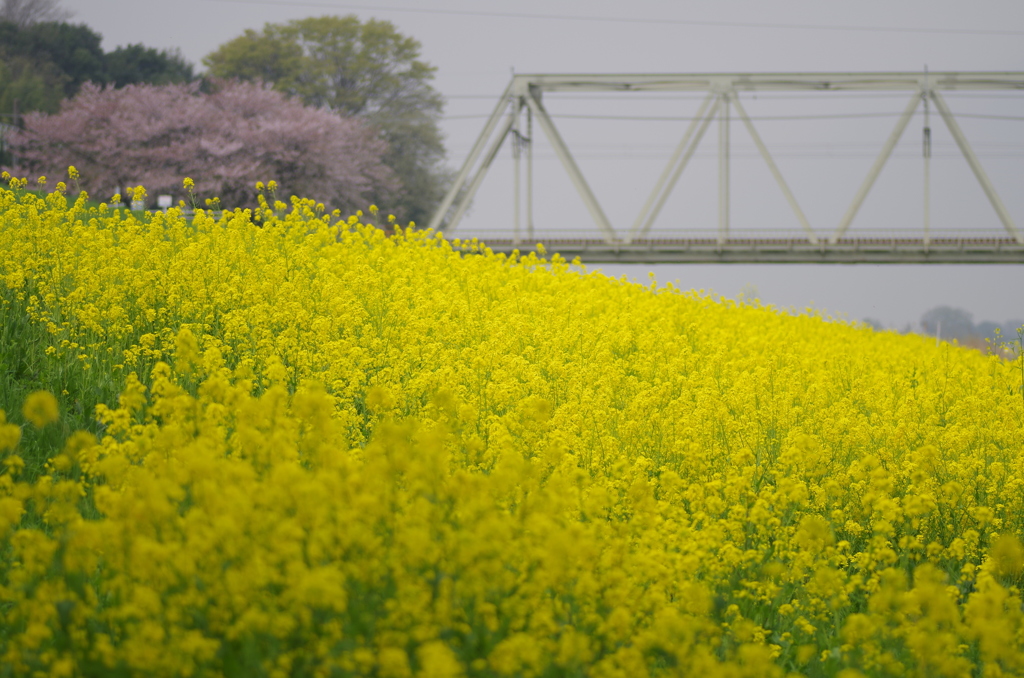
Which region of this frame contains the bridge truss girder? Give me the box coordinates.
[428,72,1024,263]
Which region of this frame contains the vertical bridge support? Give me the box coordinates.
[718,92,730,245]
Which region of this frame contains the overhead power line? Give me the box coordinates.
[443,112,1024,122]
[445,92,1024,101]
[443,149,1024,159]
[206,0,1024,37]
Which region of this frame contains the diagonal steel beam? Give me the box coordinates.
[627,93,714,243]
[930,90,1022,244]
[830,93,921,244]
[443,111,517,236]
[732,95,817,244]
[428,82,514,233]
[635,97,721,240]
[525,92,617,243]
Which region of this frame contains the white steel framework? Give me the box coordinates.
[429,72,1024,264]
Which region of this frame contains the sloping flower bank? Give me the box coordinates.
[1,179,1022,677]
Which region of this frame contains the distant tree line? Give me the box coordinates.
[919,306,1022,344]
[0,20,194,118]
[1,2,452,223]
[865,306,1023,345]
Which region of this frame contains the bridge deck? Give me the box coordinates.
[471,237,1024,264]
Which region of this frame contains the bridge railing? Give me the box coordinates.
[447,229,1024,264]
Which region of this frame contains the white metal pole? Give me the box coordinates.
[930,90,1022,244]
[445,113,517,235]
[526,103,534,241]
[830,93,921,244]
[923,90,931,246]
[627,93,715,243]
[525,92,618,243]
[732,95,817,244]
[428,81,514,233]
[512,96,521,245]
[718,92,730,245]
[638,98,720,238]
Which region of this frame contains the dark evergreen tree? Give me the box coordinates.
[106,44,195,88]
[0,20,106,97]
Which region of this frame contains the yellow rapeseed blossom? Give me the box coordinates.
[0,180,1022,676]
[0,411,21,451]
[21,390,59,428]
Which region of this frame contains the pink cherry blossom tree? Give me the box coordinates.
[6,80,397,212]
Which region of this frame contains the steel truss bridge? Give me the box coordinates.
[428,72,1024,264]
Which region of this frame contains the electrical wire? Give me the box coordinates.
[446,92,1024,101]
[205,0,1024,37]
[448,141,1024,151]
[549,112,908,122]
[501,151,1024,159]
[443,111,1024,122]
[443,147,1024,159]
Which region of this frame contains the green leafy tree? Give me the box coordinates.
[0,53,66,114]
[204,15,449,225]
[0,54,65,166]
[0,20,105,98]
[0,20,85,168]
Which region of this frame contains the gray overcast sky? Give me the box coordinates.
[67,0,1023,329]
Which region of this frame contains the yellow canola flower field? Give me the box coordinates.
[1,181,1023,678]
